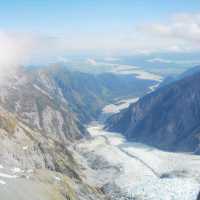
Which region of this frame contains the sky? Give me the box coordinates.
[0,0,200,66]
[0,0,199,33]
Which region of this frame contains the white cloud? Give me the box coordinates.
[103,57,120,62]
[57,12,200,55]
[0,31,71,72]
[148,58,172,64]
[148,57,200,65]
[0,31,37,80]
[0,31,33,68]
[0,12,200,74]
[0,31,75,82]
[137,13,200,53]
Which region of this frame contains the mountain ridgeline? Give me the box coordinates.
[0,65,156,200]
[0,66,155,141]
[106,70,200,153]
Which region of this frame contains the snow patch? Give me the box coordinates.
[148,83,160,93]
[54,176,61,181]
[102,97,139,114]
[33,84,52,99]
[0,173,17,178]
[27,169,33,173]
[0,180,6,185]
[22,146,28,150]
[11,168,23,174]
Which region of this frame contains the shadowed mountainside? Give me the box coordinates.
[106,71,200,153]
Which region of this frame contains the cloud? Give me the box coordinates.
[0,31,37,80]
[0,31,77,82]
[0,31,33,68]
[0,31,70,70]
[0,12,200,73]
[103,57,120,62]
[137,13,200,53]
[148,57,200,65]
[148,58,172,64]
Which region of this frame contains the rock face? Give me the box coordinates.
[0,65,156,200]
[0,67,112,200]
[0,106,107,200]
[0,68,87,141]
[197,192,200,200]
[106,72,200,153]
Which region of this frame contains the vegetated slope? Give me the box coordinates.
[106,71,200,153]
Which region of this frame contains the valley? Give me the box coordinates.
[0,64,199,200]
[76,96,200,200]
[1,1,200,199]
[0,65,162,200]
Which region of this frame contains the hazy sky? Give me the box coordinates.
[0,0,199,33]
[0,0,200,65]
